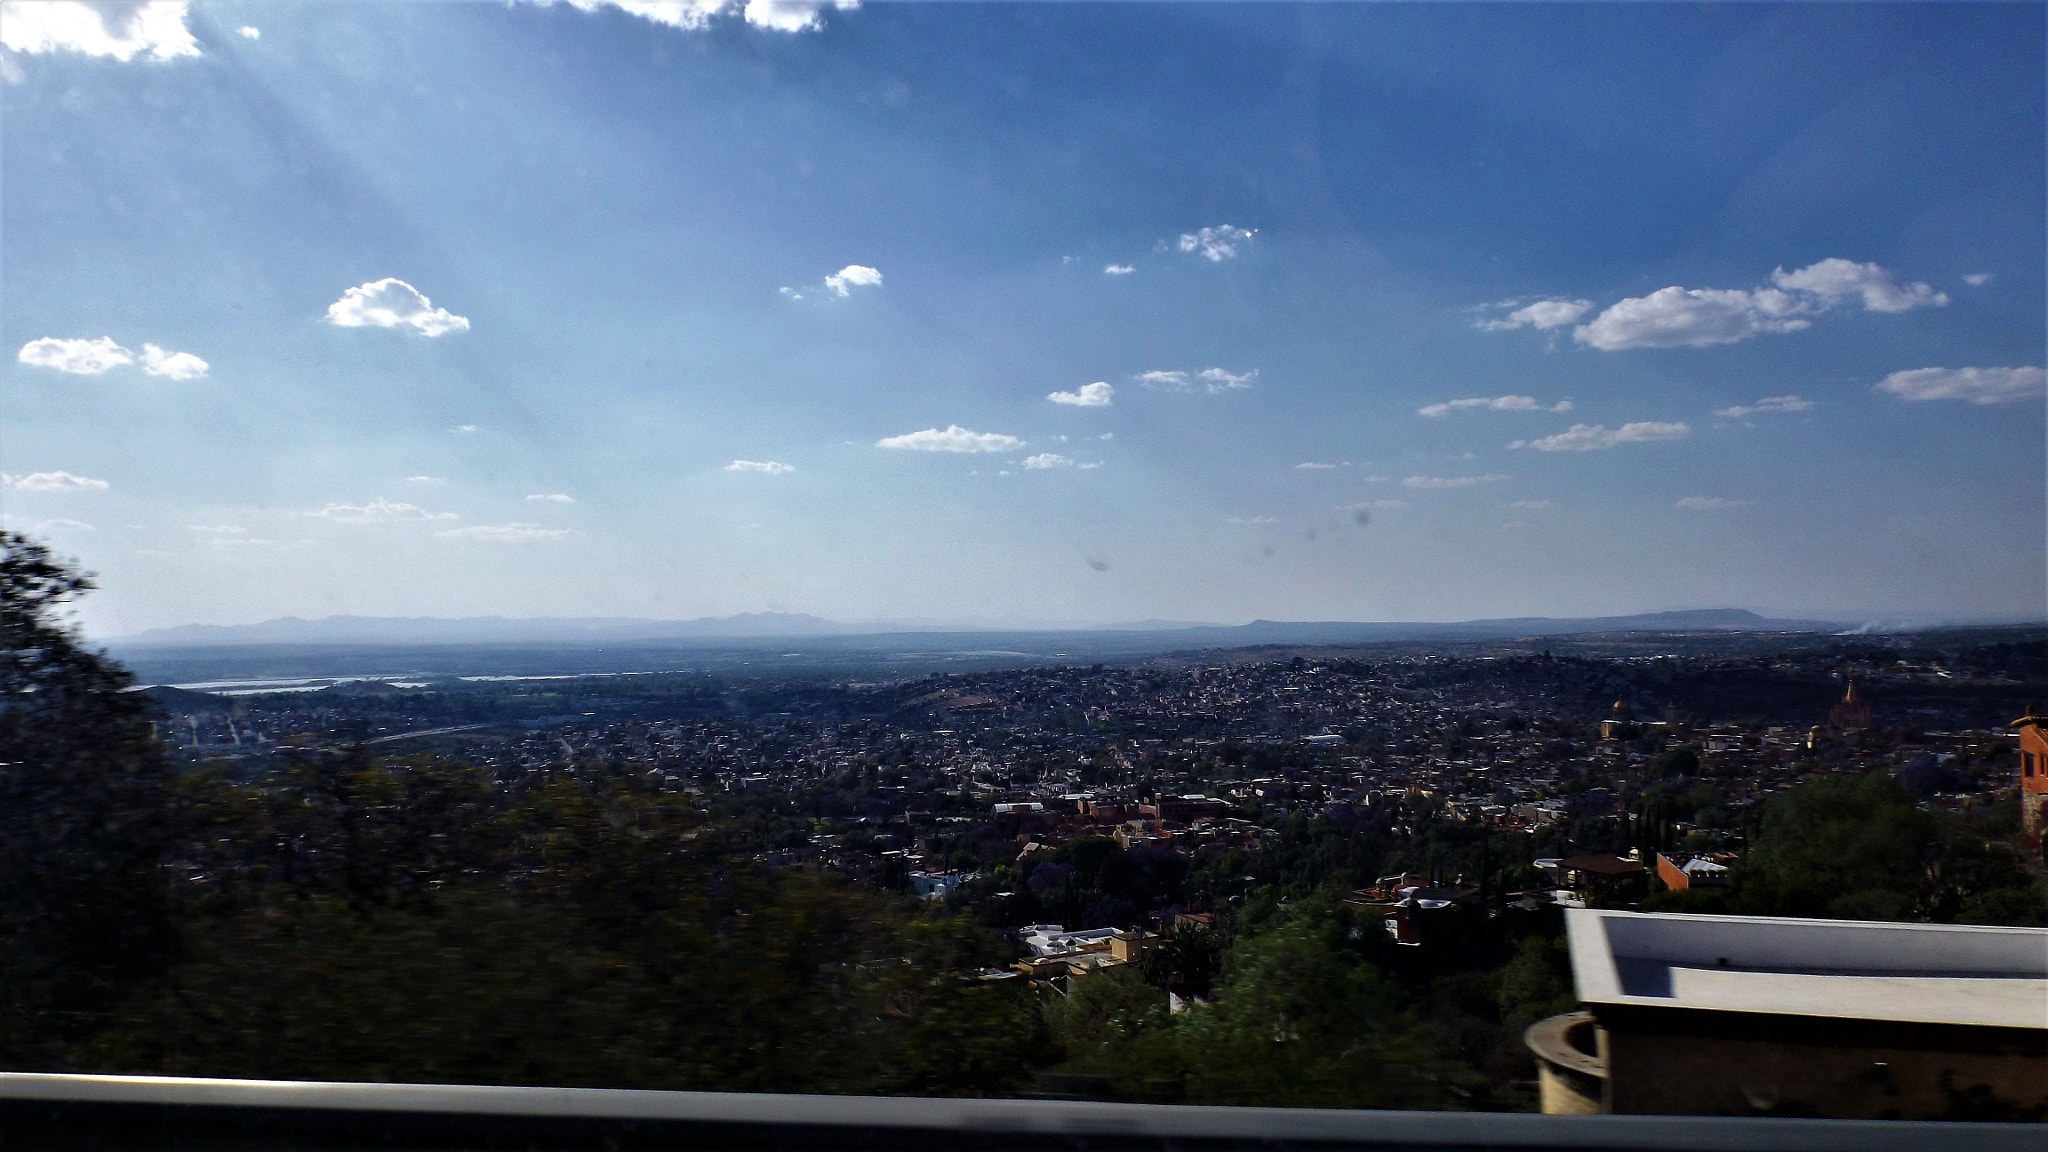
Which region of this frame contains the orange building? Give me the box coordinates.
[2016,713,2048,839]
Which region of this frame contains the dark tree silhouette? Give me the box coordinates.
[0,532,173,1067]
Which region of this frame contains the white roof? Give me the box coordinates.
[1566,908,2048,1029]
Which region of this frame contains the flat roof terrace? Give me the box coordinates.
[1566,909,2048,1029]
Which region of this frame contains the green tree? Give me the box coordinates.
[0,532,173,1068]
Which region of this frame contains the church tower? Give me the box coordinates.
[1829,682,1873,730]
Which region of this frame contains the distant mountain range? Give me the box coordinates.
[106,607,1846,649]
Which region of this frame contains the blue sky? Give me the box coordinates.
[3,0,2042,635]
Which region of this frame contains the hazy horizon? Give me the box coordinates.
[6,1,2042,636]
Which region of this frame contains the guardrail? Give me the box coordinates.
[0,1072,2034,1151]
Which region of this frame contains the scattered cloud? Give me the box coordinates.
[1476,298,1593,331]
[1715,395,1815,419]
[1177,224,1255,262]
[876,425,1023,453]
[5,470,109,492]
[1022,453,1072,469]
[1048,381,1113,407]
[1509,422,1690,451]
[1135,368,1257,394]
[139,343,208,379]
[1962,273,1993,287]
[1401,474,1507,489]
[1099,432,1114,440]
[325,278,470,336]
[525,493,575,502]
[0,1,200,61]
[1197,367,1255,391]
[1103,264,1135,276]
[823,264,882,296]
[1338,499,1408,511]
[1295,462,1338,471]
[189,525,247,536]
[1677,497,1748,510]
[30,518,93,532]
[1770,258,1946,313]
[1569,259,1942,351]
[307,498,457,523]
[18,336,133,375]
[1417,395,1572,417]
[1876,366,2044,406]
[1574,286,1812,350]
[451,424,478,434]
[436,523,581,543]
[405,476,444,484]
[726,460,795,474]
[237,24,260,39]
[1229,516,1279,524]
[548,0,855,34]
[18,336,206,379]
[1507,500,1553,509]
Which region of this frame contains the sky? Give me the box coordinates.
[2,0,2043,636]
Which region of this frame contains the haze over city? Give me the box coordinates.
[3,0,2042,638]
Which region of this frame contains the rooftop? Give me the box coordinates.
[1566,909,2048,1030]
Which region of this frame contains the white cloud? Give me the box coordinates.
[1229,516,1278,524]
[139,343,208,379]
[1295,462,1338,470]
[5,470,109,492]
[1177,225,1254,262]
[552,0,854,33]
[823,264,882,296]
[1048,381,1113,407]
[1876,366,2044,406]
[437,523,582,543]
[1770,258,1945,313]
[1571,259,1942,351]
[726,460,795,474]
[1099,432,1114,440]
[1715,395,1815,419]
[325,278,470,337]
[405,476,444,484]
[1197,367,1256,392]
[1134,367,1255,394]
[1338,499,1408,511]
[0,1,199,61]
[18,336,133,375]
[1507,500,1553,509]
[30,518,93,532]
[1574,286,1811,350]
[1477,298,1593,331]
[1401,474,1507,489]
[876,425,1023,453]
[237,25,260,39]
[308,498,457,523]
[1509,421,1690,451]
[1103,264,1135,276]
[1022,453,1072,469]
[451,424,478,434]
[525,493,575,502]
[189,525,247,536]
[1417,395,1571,417]
[1677,497,1748,510]
[742,0,856,32]
[1963,273,1993,287]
